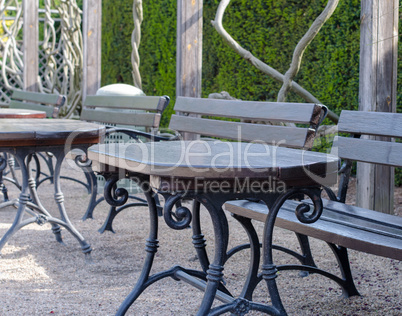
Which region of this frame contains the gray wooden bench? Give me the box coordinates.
[225,110,402,298]
[8,89,66,118]
[77,94,172,229]
[169,97,325,148]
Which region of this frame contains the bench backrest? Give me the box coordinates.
[9,90,66,118]
[169,96,327,149]
[80,95,170,129]
[336,110,402,167]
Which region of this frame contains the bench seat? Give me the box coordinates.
[225,198,402,260]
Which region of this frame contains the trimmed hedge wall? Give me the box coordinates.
[202,0,362,114]
[101,0,177,126]
[102,0,400,126]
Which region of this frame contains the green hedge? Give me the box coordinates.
[102,0,401,123]
[101,0,177,126]
[202,0,362,115]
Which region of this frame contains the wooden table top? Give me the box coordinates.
[0,119,106,147]
[88,140,339,189]
[0,108,47,119]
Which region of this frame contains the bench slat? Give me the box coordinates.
[11,90,62,105]
[81,109,161,128]
[84,95,169,112]
[9,100,54,117]
[338,110,402,138]
[334,136,402,167]
[169,115,315,148]
[225,199,402,260]
[174,97,323,125]
[9,90,65,118]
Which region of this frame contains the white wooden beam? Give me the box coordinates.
[23,0,39,92]
[357,0,399,213]
[83,0,102,100]
[176,0,203,139]
[176,0,203,97]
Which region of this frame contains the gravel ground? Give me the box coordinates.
[0,160,401,315]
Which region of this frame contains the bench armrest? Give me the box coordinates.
[322,159,353,203]
[106,127,178,142]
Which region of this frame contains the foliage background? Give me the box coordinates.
[101,0,402,125]
[101,0,176,127]
[101,0,400,127]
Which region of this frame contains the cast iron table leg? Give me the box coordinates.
[0,147,92,260]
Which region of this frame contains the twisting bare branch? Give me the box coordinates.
[211,0,339,123]
[278,0,340,103]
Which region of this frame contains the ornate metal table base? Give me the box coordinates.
[0,145,93,261]
[103,173,323,315]
[0,153,23,202]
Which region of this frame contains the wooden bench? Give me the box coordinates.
[225,110,402,298]
[8,89,66,118]
[77,94,172,230]
[170,96,326,146]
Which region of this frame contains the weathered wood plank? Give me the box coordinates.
[84,95,168,112]
[9,100,54,117]
[176,0,203,140]
[335,136,402,168]
[81,109,160,128]
[83,0,102,100]
[0,119,105,146]
[12,90,63,105]
[174,97,323,125]
[225,199,402,260]
[176,1,202,98]
[338,110,402,138]
[89,141,338,184]
[357,0,398,213]
[23,0,39,92]
[8,91,65,118]
[81,95,169,129]
[169,115,313,148]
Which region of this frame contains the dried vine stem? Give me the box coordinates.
[131,0,143,89]
[0,0,24,92]
[278,0,340,103]
[211,0,339,123]
[41,0,58,93]
[55,0,83,118]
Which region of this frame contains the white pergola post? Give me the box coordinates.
[23,0,39,92]
[176,0,203,98]
[357,0,399,213]
[83,0,102,100]
[176,0,203,139]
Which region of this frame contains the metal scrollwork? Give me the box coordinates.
[74,153,91,168]
[292,188,323,224]
[104,175,129,207]
[163,194,192,230]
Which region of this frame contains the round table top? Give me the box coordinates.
[0,119,106,147]
[89,140,339,188]
[0,108,47,119]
